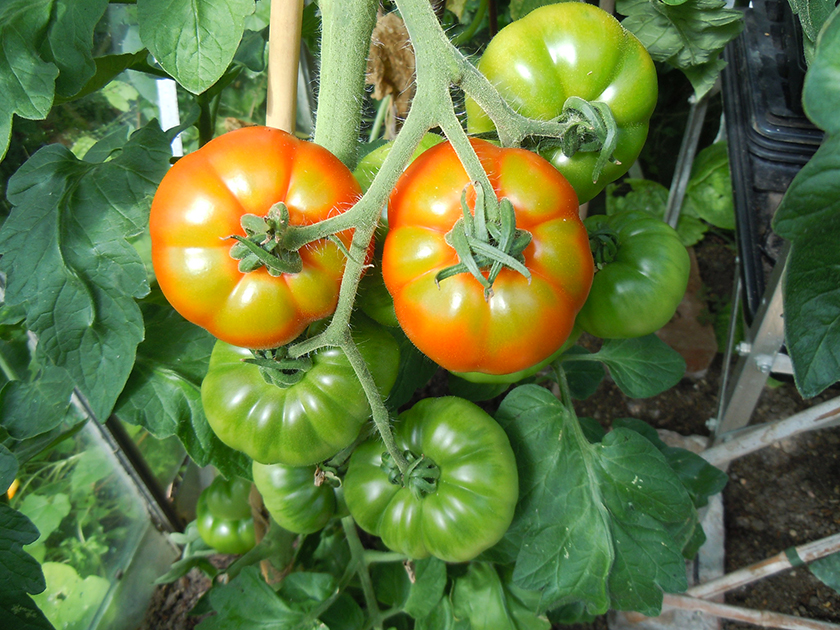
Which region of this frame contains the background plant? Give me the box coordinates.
[1,0,838,629]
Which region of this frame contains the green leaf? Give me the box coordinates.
[198,566,334,629]
[809,551,840,594]
[683,142,735,230]
[617,0,743,96]
[452,562,551,630]
[777,221,840,397]
[612,417,728,508]
[60,50,157,104]
[138,0,255,94]
[607,512,688,615]
[605,179,709,246]
[559,347,605,400]
[0,124,171,422]
[774,135,840,240]
[496,386,695,615]
[681,57,728,100]
[0,0,58,162]
[788,0,838,64]
[0,503,45,596]
[0,366,76,440]
[404,558,447,620]
[416,596,470,630]
[116,302,251,480]
[43,0,110,98]
[0,592,52,630]
[769,13,840,397]
[574,336,686,398]
[70,448,112,494]
[17,493,71,544]
[0,445,16,492]
[31,562,109,630]
[496,387,613,614]
[319,592,365,630]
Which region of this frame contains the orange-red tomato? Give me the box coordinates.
[382,139,594,375]
[150,126,361,349]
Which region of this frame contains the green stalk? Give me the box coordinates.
[342,516,383,630]
[0,349,20,382]
[368,95,391,142]
[314,0,378,168]
[451,0,488,46]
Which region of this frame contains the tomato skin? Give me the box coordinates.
[252,461,336,534]
[382,139,593,375]
[452,326,581,384]
[466,2,658,203]
[576,211,690,339]
[196,476,256,555]
[343,397,518,563]
[150,126,362,350]
[201,316,400,466]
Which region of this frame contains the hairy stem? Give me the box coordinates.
[314,0,378,168]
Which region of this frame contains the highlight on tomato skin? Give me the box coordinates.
[382,138,594,376]
[149,125,363,350]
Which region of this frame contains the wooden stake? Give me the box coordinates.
[266,0,304,132]
[663,594,840,630]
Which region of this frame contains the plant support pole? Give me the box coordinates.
[686,532,840,601]
[266,0,304,132]
[661,594,840,630]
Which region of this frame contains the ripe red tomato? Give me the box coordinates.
[382,139,593,375]
[150,126,362,349]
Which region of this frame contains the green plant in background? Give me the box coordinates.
[606,142,737,247]
[1,0,838,629]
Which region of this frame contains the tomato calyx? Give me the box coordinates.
[228,203,304,276]
[528,96,620,185]
[588,225,621,270]
[314,464,343,489]
[437,184,532,299]
[380,449,441,499]
[243,346,313,387]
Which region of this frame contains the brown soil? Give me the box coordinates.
[139,234,840,629]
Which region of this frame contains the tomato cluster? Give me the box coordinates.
[148,3,685,565]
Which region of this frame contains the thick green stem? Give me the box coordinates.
[196,94,214,147]
[342,516,383,630]
[314,0,378,168]
[363,550,408,564]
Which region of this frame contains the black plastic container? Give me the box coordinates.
[721,0,823,322]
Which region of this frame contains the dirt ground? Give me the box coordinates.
[140,234,840,629]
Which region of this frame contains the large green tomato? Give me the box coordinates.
[576,211,690,339]
[196,476,256,555]
[344,397,518,563]
[252,461,336,534]
[466,2,658,203]
[201,316,400,466]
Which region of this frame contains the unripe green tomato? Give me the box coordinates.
[344,397,518,562]
[252,461,337,534]
[466,2,658,203]
[195,476,256,555]
[577,211,690,338]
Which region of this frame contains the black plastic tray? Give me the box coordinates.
[721,0,823,322]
